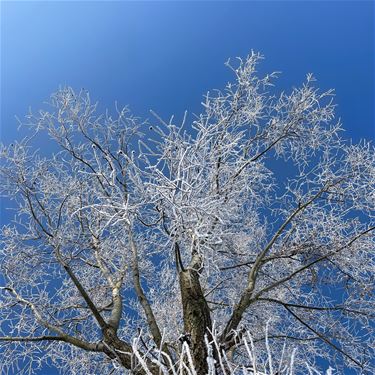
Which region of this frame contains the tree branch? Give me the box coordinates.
[257,297,375,318]
[283,304,363,368]
[56,251,108,330]
[2,287,103,352]
[252,226,375,301]
[92,237,124,331]
[127,226,169,355]
[220,186,328,342]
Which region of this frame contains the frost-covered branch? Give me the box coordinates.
[1,52,373,374]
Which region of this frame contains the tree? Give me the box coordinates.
[0,52,374,375]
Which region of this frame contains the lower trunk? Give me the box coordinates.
[102,327,133,369]
[103,327,159,375]
[179,268,212,375]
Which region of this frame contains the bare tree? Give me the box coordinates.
[0,52,374,375]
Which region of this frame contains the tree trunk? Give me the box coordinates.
[102,327,159,375]
[179,267,212,375]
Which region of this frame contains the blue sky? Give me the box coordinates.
[1,1,374,374]
[1,1,374,145]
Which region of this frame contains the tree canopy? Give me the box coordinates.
[1,52,374,374]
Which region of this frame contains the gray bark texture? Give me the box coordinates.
[179,267,213,375]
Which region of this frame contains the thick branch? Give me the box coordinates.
[0,335,104,351]
[58,255,107,330]
[0,336,63,342]
[92,238,124,331]
[2,287,103,352]
[127,227,168,354]
[221,186,327,342]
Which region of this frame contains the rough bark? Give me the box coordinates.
[179,260,212,375]
[102,326,160,375]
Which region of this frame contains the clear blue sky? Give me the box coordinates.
[1,1,374,144]
[1,1,374,374]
